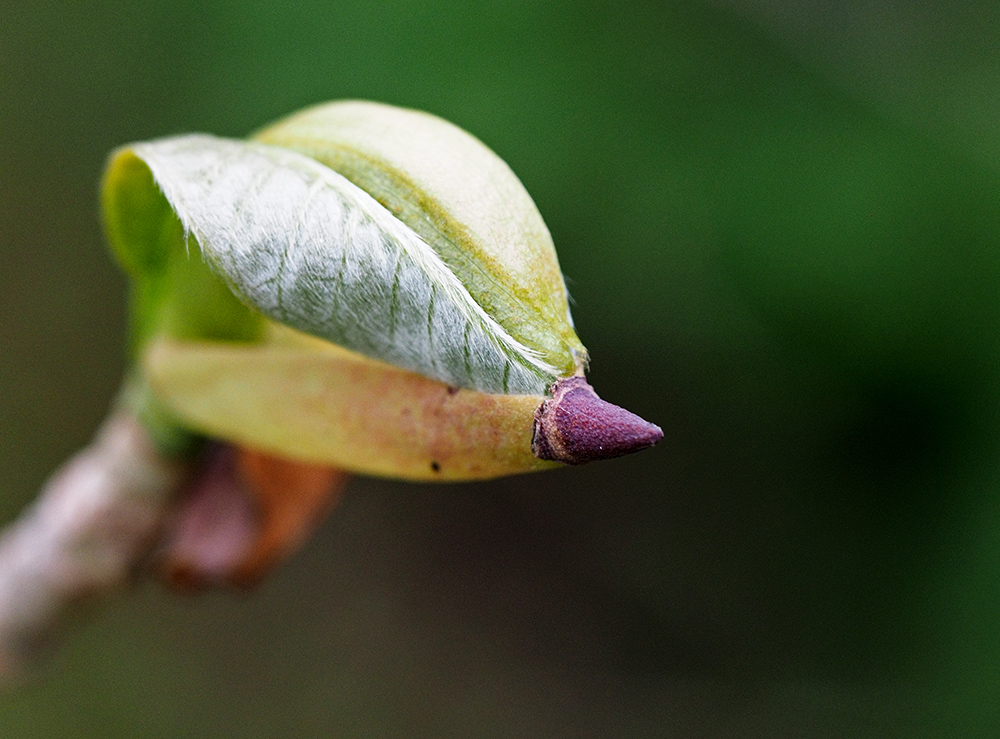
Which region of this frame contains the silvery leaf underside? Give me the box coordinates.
[131,135,558,395]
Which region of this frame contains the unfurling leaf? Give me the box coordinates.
[124,134,558,394]
[102,101,660,480]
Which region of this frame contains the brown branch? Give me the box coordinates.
[0,411,190,683]
[0,409,349,686]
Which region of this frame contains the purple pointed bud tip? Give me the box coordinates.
[531,376,663,465]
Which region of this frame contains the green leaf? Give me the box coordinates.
[255,101,587,381]
[108,116,583,394]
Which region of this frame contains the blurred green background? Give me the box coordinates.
[4,0,1000,735]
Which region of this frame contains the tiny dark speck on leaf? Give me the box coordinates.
[446,386,459,395]
[430,461,441,472]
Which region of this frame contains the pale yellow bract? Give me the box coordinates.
[146,324,559,481]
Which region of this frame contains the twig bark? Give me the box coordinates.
[0,411,190,683]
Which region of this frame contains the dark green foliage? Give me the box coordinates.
[4,0,1000,735]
